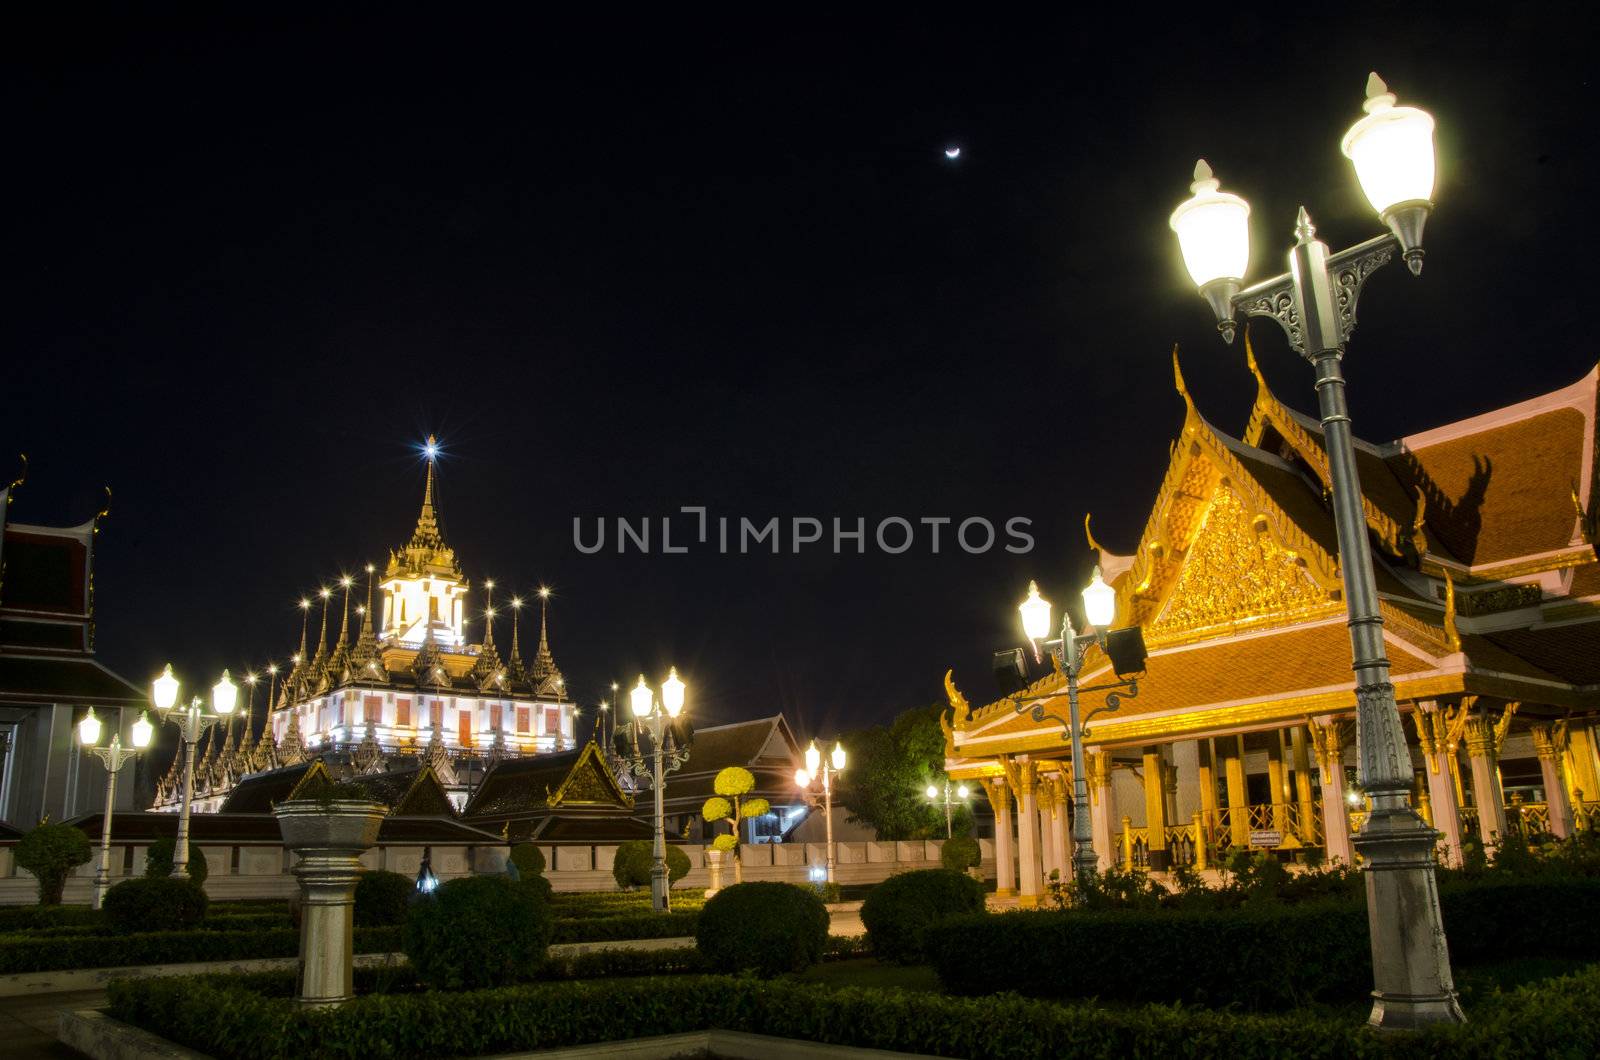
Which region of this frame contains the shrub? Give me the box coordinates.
[353,870,412,927]
[509,843,545,877]
[519,874,555,906]
[695,881,828,977]
[405,875,552,990]
[14,822,92,905]
[611,840,690,889]
[860,869,985,964]
[939,836,981,874]
[144,837,210,886]
[550,910,698,944]
[0,926,402,975]
[103,877,209,934]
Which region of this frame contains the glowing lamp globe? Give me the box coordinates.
[630,675,653,718]
[661,667,686,718]
[152,664,180,711]
[926,784,939,799]
[212,670,239,715]
[1019,580,1053,641]
[1342,74,1435,216]
[1169,159,1251,288]
[957,784,970,799]
[795,767,811,788]
[831,742,846,770]
[1082,567,1117,628]
[131,712,154,749]
[78,708,102,747]
[805,741,821,776]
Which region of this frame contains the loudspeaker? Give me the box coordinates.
[1105,626,1148,678]
[993,648,1030,697]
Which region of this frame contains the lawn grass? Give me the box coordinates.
[795,957,942,993]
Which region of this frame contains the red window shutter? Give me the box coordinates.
[490,704,502,731]
[431,701,443,728]
[545,707,561,734]
[396,698,411,727]
[517,707,531,733]
[459,710,473,748]
[364,696,382,723]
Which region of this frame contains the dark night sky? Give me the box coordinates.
[4,11,1594,744]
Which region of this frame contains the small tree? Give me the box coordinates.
[144,837,210,886]
[701,767,769,884]
[15,821,91,905]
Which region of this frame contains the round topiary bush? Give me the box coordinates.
[103,876,209,934]
[860,868,985,964]
[354,869,413,927]
[144,837,209,886]
[519,874,554,905]
[940,836,982,874]
[405,875,552,990]
[510,843,546,878]
[14,822,92,905]
[695,881,829,977]
[612,840,690,889]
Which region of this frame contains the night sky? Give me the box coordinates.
[5,12,1593,747]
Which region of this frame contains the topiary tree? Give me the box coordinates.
[354,869,413,927]
[144,836,209,886]
[404,875,553,990]
[509,843,546,878]
[14,821,91,905]
[860,868,986,963]
[702,767,767,884]
[103,877,209,933]
[695,881,829,977]
[940,835,982,874]
[612,839,690,889]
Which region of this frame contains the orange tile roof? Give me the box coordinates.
[1483,621,1600,686]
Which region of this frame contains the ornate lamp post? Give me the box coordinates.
[150,664,237,879]
[618,668,690,912]
[1016,569,1143,881]
[925,777,970,839]
[795,739,846,882]
[77,708,154,908]
[1167,74,1460,1029]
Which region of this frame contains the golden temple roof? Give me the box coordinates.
[386,435,464,582]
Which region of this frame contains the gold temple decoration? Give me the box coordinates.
[944,669,970,728]
[1441,570,1462,652]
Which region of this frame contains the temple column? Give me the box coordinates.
[983,777,1015,896]
[1266,732,1289,838]
[1053,775,1074,879]
[1413,702,1464,866]
[1464,703,1515,845]
[1142,747,1169,870]
[1219,736,1249,851]
[1532,722,1576,838]
[1014,760,1042,906]
[1089,751,1115,871]
[1290,726,1318,845]
[1565,725,1600,824]
[1037,777,1060,883]
[1313,720,1354,865]
[1197,739,1218,859]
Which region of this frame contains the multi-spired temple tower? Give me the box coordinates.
[944,352,1600,904]
[153,439,577,811]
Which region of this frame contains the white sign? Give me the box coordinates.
[1248,830,1282,848]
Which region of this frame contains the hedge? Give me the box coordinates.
[107,964,1600,1060]
[0,905,101,932]
[859,869,984,964]
[695,882,829,977]
[0,926,403,975]
[550,910,699,943]
[928,877,1600,1009]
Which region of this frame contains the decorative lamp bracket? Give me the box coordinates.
[1229,232,1397,358]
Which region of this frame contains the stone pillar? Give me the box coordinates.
[983,778,1015,896]
[1220,736,1249,851]
[1089,751,1115,871]
[1197,739,1218,857]
[1532,723,1576,839]
[1464,705,1514,845]
[1413,703,1464,866]
[1053,778,1074,879]
[1142,747,1169,870]
[274,800,387,1008]
[1266,732,1290,837]
[1313,720,1354,865]
[1015,761,1042,905]
[1037,783,1059,883]
[1291,726,1318,845]
[1565,725,1600,819]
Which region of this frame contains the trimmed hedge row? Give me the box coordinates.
[0,905,101,932]
[0,926,403,975]
[928,878,1600,1009]
[107,965,1600,1060]
[550,909,699,943]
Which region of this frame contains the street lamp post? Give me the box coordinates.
[1168,74,1461,1029]
[1016,570,1140,882]
[618,668,690,912]
[77,708,154,909]
[795,740,846,883]
[924,777,970,839]
[150,664,237,879]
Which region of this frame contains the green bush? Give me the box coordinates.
[14,822,92,905]
[105,964,1600,1060]
[0,926,402,975]
[509,843,545,877]
[404,875,552,990]
[939,836,981,874]
[695,881,828,977]
[0,905,100,932]
[550,909,698,944]
[354,870,413,927]
[611,841,690,889]
[144,837,210,887]
[860,869,984,964]
[103,877,209,935]
[519,874,555,906]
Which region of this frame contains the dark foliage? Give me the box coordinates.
[509,843,546,877]
[0,927,401,974]
[611,841,690,888]
[354,870,413,927]
[404,875,552,990]
[860,869,986,964]
[143,837,210,887]
[14,823,92,905]
[695,881,829,977]
[938,836,982,873]
[103,877,209,934]
[552,909,699,943]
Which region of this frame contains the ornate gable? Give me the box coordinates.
[547,741,634,809]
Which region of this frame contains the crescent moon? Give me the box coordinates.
[944,147,961,159]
